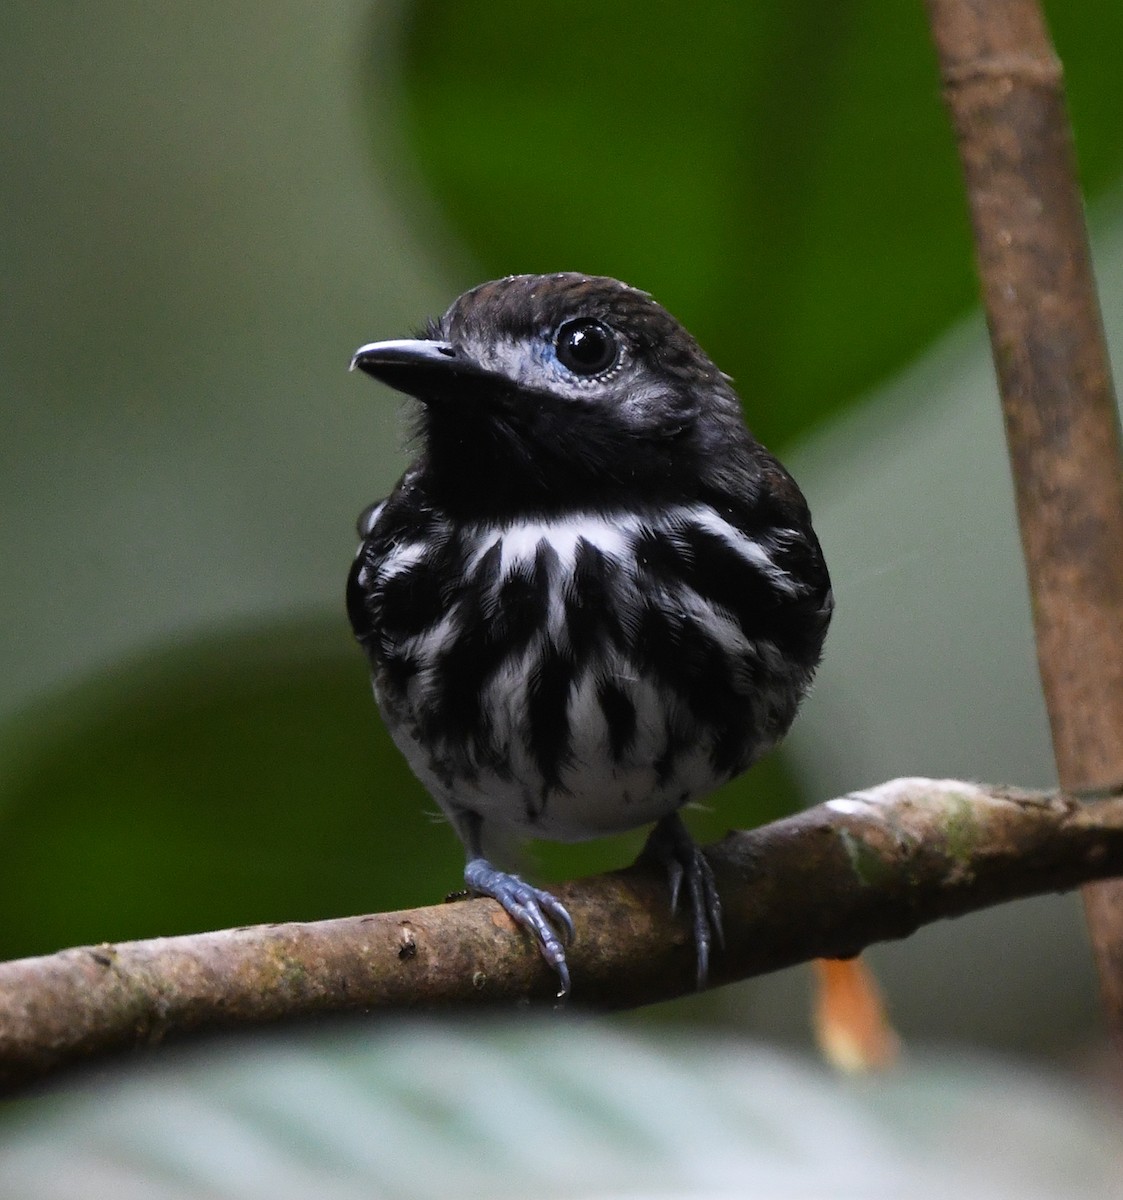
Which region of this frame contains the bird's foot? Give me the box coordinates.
[464,858,576,1000]
[641,814,724,988]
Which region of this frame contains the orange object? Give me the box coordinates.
[812,956,900,1072]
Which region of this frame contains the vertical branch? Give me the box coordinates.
[926,0,1123,1031]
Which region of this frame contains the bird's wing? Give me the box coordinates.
[346,468,438,651]
[347,496,396,650]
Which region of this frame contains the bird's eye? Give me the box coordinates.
[555,320,619,376]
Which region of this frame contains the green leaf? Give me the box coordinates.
[0,619,801,960]
[391,1,1123,448]
[0,622,445,960]
[1,1023,1119,1198]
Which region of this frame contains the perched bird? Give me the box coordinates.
[348,273,832,998]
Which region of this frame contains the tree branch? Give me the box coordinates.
[3,777,1123,1092]
[926,0,1123,1028]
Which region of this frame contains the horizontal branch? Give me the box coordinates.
[3,777,1122,1091]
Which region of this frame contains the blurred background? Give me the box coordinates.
[4,1,1123,1193]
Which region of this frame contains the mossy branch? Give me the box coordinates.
[2,776,1122,1092]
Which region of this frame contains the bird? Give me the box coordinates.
[347,273,832,999]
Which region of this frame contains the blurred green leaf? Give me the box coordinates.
[2,1022,1120,1199]
[392,1,1123,448]
[0,622,441,960]
[0,619,799,960]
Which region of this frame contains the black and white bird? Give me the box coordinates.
[348,273,832,998]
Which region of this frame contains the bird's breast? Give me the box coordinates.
[356,504,821,839]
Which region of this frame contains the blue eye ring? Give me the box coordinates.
[555,319,619,375]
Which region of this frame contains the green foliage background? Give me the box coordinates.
[7,2,1123,1190]
[1,0,1122,1047]
[399,2,1123,447]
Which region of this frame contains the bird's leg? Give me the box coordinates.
[455,811,576,1000]
[640,813,724,989]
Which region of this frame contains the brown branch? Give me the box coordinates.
[2,777,1123,1092]
[926,1,1123,1029]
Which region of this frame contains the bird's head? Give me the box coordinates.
[351,273,759,518]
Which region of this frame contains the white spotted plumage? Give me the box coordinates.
[364,504,813,844]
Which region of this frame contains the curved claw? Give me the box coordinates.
[642,814,724,989]
[464,858,575,1000]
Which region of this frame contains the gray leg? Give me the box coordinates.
[642,813,724,988]
[455,811,576,1000]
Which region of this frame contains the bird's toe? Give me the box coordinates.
[464,858,575,1000]
[642,814,724,989]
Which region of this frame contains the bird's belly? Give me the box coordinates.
[365,508,808,843]
[376,640,738,842]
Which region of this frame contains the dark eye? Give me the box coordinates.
[555,319,618,375]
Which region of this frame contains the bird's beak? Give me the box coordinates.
[350,338,492,401]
